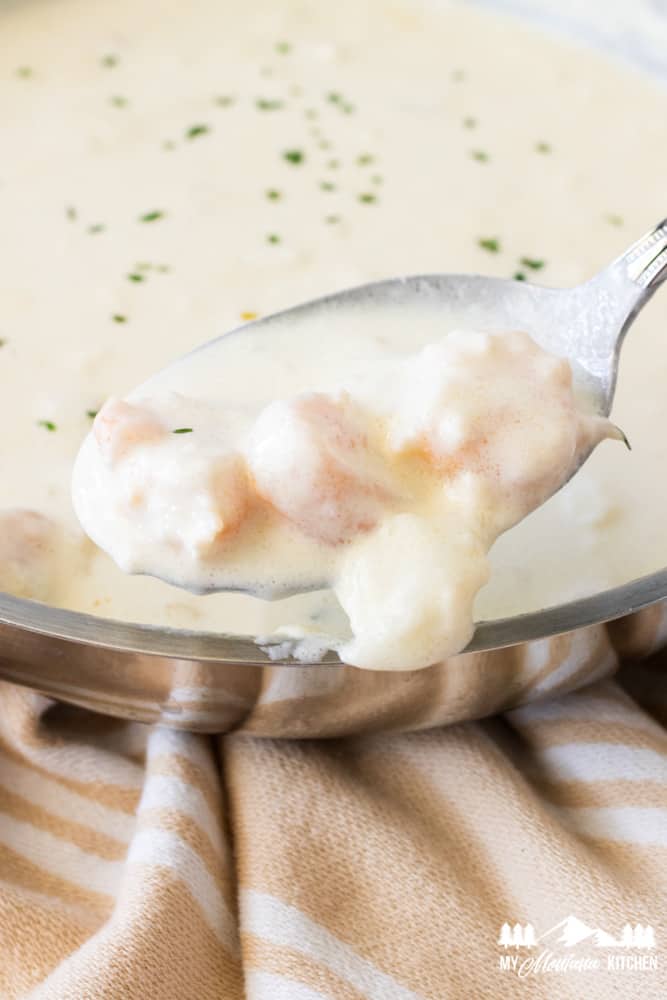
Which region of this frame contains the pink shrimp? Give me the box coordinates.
[93,397,167,465]
[244,392,393,544]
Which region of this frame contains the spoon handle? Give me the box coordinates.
[621,218,667,289]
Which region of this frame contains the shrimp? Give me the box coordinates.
[243,392,394,544]
[93,397,167,465]
[0,509,64,601]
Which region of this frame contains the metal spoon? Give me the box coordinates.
[79,217,667,604]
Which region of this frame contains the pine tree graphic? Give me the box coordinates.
[498,924,512,949]
[512,924,524,947]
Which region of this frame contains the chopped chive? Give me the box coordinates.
[110,95,128,107]
[513,272,527,281]
[535,141,552,154]
[101,54,119,68]
[356,153,374,166]
[371,174,383,185]
[162,139,176,151]
[139,210,165,223]
[112,314,127,323]
[451,68,466,82]
[462,116,477,129]
[173,427,193,434]
[318,140,331,150]
[519,256,545,270]
[65,205,77,222]
[156,264,170,273]
[265,188,282,200]
[320,181,336,191]
[283,148,304,165]
[38,420,57,432]
[185,123,210,139]
[326,91,341,104]
[325,214,341,224]
[304,108,318,120]
[16,66,33,78]
[87,223,105,234]
[266,233,281,244]
[213,95,235,107]
[478,237,501,253]
[127,272,145,282]
[471,150,489,162]
[358,193,377,204]
[275,41,291,54]
[256,98,284,111]
[327,158,340,169]
[341,103,355,114]
[0,338,6,348]
[86,409,99,419]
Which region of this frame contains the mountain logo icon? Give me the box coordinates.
[498,915,656,950]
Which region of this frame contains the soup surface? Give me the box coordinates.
[1,0,666,641]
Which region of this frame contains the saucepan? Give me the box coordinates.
[1,0,666,734]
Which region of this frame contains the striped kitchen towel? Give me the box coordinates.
[0,610,666,997]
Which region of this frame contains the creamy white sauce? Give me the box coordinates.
[1,0,667,645]
[73,324,617,668]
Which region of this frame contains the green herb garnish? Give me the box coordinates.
[478,237,501,253]
[110,95,128,108]
[519,256,545,270]
[320,181,336,192]
[276,41,291,54]
[185,123,210,139]
[112,314,127,323]
[451,68,466,82]
[139,210,165,223]
[513,272,527,282]
[327,159,340,170]
[326,91,341,104]
[266,189,282,200]
[86,409,99,419]
[463,116,477,129]
[304,109,318,120]
[535,141,552,154]
[214,95,235,107]
[66,206,77,222]
[0,338,6,348]
[256,98,284,111]
[16,67,33,79]
[371,174,383,186]
[38,420,56,432]
[101,54,119,68]
[325,214,341,224]
[162,140,176,151]
[356,153,374,166]
[127,272,145,282]
[283,149,304,165]
[358,193,377,204]
[471,150,489,162]
[266,233,281,244]
[173,427,193,434]
[88,223,106,234]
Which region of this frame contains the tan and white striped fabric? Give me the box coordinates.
[1,607,667,998]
